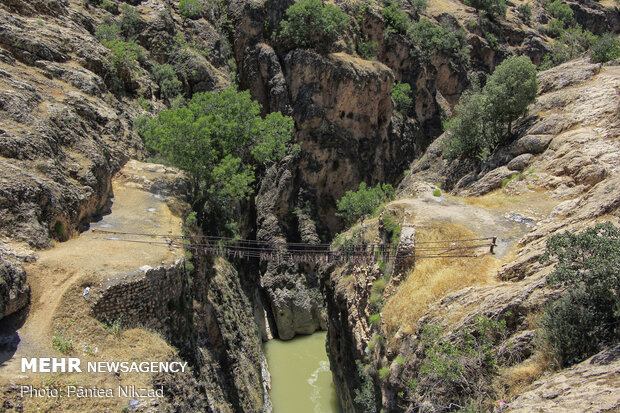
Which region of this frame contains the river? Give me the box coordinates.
[264,332,341,413]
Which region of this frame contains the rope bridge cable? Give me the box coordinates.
[91,229,497,263]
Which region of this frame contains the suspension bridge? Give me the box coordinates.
[91,228,497,266]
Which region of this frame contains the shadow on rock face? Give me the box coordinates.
[0,305,29,365]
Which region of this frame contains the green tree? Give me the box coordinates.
[408,18,461,55]
[443,90,491,160]
[179,0,204,19]
[119,4,143,39]
[444,55,537,160]
[279,0,350,53]
[336,182,395,225]
[483,55,537,136]
[539,222,620,367]
[518,3,532,23]
[381,0,411,36]
[391,82,413,115]
[464,0,506,19]
[136,88,295,227]
[151,64,182,101]
[591,33,620,63]
[547,0,573,26]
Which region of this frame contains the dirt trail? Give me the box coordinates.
[0,161,183,377]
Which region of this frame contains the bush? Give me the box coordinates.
[151,64,182,101]
[464,0,506,19]
[53,221,65,239]
[382,214,401,244]
[279,0,349,53]
[102,39,143,75]
[539,222,620,367]
[433,188,441,197]
[381,0,411,36]
[137,88,295,223]
[336,182,395,225]
[179,0,203,19]
[354,360,377,412]
[119,4,143,39]
[391,82,412,115]
[547,0,573,26]
[95,20,121,42]
[518,3,532,23]
[411,0,429,13]
[408,18,461,56]
[539,25,596,69]
[369,313,381,325]
[357,41,378,60]
[443,90,491,160]
[484,31,499,50]
[546,18,565,38]
[591,33,620,63]
[378,366,390,379]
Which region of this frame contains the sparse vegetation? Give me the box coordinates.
[539,222,620,368]
[518,3,532,23]
[357,41,379,60]
[279,0,350,53]
[464,0,507,19]
[354,360,377,412]
[336,182,395,225]
[369,313,381,325]
[179,0,204,19]
[539,25,596,70]
[52,332,74,355]
[104,317,123,337]
[382,214,402,244]
[383,222,497,335]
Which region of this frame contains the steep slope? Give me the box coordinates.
[323,59,620,412]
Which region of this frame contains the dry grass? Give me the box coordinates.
[382,221,499,335]
[495,349,553,400]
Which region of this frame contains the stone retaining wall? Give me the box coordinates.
[88,259,188,335]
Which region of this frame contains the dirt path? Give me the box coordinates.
[0,160,183,377]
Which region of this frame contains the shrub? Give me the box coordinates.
[443,90,491,160]
[151,64,182,101]
[539,222,620,367]
[119,4,143,39]
[411,0,429,13]
[279,0,349,53]
[591,33,620,63]
[546,18,565,38]
[518,3,532,23]
[354,360,377,412]
[382,214,401,244]
[336,182,395,225]
[464,0,507,19]
[391,82,412,115]
[539,25,596,69]
[369,313,381,325]
[418,316,507,405]
[105,317,123,337]
[484,31,499,50]
[102,39,143,75]
[433,188,441,197]
[547,0,573,26]
[378,366,390,379]
[381,0,411,36]
[95,19,121,42]
[357,41,378,60]
[53,221,65,239]
[408,18,461,56]
[179,0,204,19]
[395,355,405,365]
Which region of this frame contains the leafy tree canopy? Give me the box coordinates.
[336,182,395,225]
[279,0,350,53]
[540,222,620,367]
[137,88,295,205]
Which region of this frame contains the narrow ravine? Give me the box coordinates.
[264,332,341,413]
